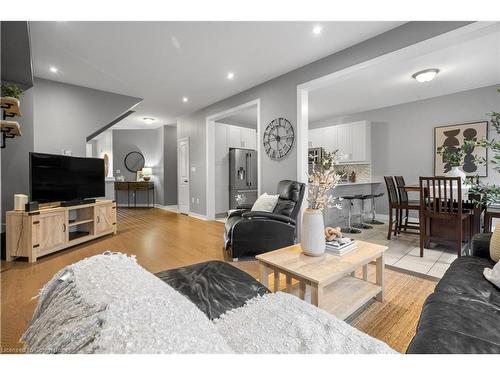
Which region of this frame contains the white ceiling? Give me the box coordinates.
[309,22,500,124]
[29,21,404,129]
[217,105,258,128]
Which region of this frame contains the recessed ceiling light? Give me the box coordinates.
[182,97,188,103]
[227,72,234,80]
[412,68,440,83]
[312,25,322,35]
[49,66,58,73]
[171,36,181,49]
[142,117,155,124]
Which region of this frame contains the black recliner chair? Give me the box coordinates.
[224,180,306,260]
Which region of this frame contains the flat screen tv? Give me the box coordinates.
[30,152,105,203]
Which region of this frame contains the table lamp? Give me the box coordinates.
[142,167,153,182]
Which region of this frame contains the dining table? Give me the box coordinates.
[403,183,483,236]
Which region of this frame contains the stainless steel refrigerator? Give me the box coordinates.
[229,148,258,209]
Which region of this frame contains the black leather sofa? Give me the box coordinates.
[407,233,500,353]
[224,180,305,260]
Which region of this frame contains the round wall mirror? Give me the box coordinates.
[124,151,145,173]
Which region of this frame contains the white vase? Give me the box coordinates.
[445,166,466,183]
[301,208,326,256]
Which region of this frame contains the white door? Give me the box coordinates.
[178,137,190,214]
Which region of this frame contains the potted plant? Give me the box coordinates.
[302,150,343,256]
[436,145,469,182]
[1,84,23,100]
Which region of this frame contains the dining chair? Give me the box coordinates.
[384,176,401,240]
[419,176,472,258]
[394,176,420,234]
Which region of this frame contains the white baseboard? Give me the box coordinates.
[116,204,155,208]
[188,212,209,221]
[155,204,179,213]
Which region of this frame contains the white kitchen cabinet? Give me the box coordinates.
[228,125,241,149]
[336,125,351,161]
[324,127,338,154]
[308,128,324,148]
[308,121,371,163]
[226,124,257,150]
[240,127,257,149]
[350,121,370,162]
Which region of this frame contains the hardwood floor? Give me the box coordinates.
[1,208,436,353]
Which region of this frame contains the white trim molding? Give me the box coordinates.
[155,204,179,213]
[205,98,261,221]
[188,212,209,221]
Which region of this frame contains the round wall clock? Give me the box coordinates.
[263,118,295,160]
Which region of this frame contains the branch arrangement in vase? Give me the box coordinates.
[307,150,344,210]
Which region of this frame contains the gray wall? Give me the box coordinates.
[1,87,34,225]
[34,78,141,157]
[177,22,472,216]
[164,125,178,206]
[113,128,165,206]
[312,84,500,214]
[1,78,141,228]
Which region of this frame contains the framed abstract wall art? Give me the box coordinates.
[434,121,488,177]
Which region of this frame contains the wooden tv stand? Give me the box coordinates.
[6,199,116,263]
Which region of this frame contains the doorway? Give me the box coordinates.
[178,137,190,214]
[206,99,261,221]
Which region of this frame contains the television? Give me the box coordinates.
[30,152,105,203]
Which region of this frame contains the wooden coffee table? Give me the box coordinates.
[256,241,387,320]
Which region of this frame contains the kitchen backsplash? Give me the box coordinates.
[335,163,371,183]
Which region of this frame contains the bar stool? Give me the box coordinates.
[340,195,362,234]
[353,195,373,229]
[365,192,385,225]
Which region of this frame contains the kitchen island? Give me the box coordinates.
[325,181,384,227]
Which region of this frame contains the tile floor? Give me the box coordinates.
[348,223,457,279]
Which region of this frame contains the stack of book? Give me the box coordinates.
[325,237,357,256]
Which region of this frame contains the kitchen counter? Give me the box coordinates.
[335,181,382,187]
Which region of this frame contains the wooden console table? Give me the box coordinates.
[114,181,155,208]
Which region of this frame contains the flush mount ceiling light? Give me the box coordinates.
[412,68,440,83]
[49,66,58,73]
[312,25,322,35]
[227,72,234,80]
[182,97,188,103]
[142,117,155,124]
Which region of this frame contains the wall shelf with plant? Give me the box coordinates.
[0,83,23,148]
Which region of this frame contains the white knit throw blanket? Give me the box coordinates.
[215,292,396,354]
[22,253,396,354]
[22,252,231,353]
